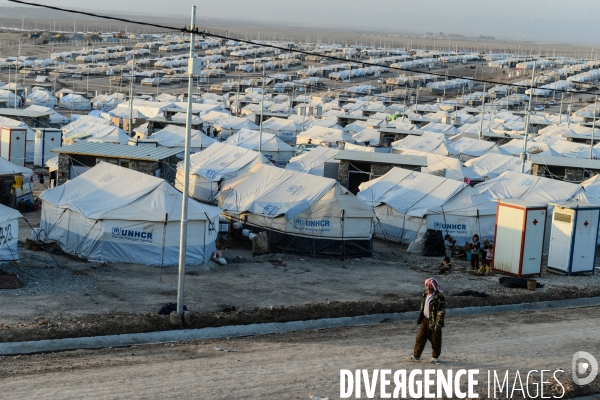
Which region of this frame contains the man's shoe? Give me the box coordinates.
[430,358,440,365]
[406,356,421,362]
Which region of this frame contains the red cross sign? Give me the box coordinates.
[533,219,538,225]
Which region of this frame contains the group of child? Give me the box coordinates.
[440,234,494,274]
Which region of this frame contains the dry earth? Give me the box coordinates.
[0,306,599,399]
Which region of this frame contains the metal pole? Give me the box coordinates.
[128,52,135,137]
[521,61,536,173]
[176,5,196,320]
[558,92,564,125]
[590,95,598,159]
[478,83,486,140]
[258,65,265,153]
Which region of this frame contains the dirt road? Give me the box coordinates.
[1,306,599,399]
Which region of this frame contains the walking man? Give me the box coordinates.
[407,278,446,365]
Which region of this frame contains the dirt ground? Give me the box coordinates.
[1,306,599,399]
[0,209,599,343]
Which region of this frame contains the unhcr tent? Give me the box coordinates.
[407,186,497,253]
[217,164,375,256]
[262,117,303,143]
[357,167,466,244]
[59,94,91,111]
[295,126,354,146]
[39,163,220,266]
[351,128,381,146]
[286,146,339,176]
[223,128,294,163]
[463,153,531,179]
[475,171,581,204]
[151,125,217,150]
[26,90,58,108]
[0,204,22,262]
[391,132,457,156]
[175,142,269,203]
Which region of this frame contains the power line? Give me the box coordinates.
[8,0,600,97]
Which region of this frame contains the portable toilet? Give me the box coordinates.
[0,127,27,166]
[493,199,547,277]
[547,202,600,276]
[34,129,62,167]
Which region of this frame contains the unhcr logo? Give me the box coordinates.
[111,227,153,241]
[263,204,280,216]
[434,222,467,231]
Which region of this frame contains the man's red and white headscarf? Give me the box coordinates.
[425,278,442,294]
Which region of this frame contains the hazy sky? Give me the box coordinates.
[1,0,599,45]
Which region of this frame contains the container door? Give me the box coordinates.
[494,205,525,275]
[522,209,546,275]
[8,130,27,167]
[571,209,598,273]
[548,209,574,272]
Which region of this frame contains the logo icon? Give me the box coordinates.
[112,227,121,235]
[292,218,304,228]
[572,351,598,385]
[434,222,441,229]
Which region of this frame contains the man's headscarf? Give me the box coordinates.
[425,278,442,294]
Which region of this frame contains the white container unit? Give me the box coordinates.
[493,199,547,277]
[34,129,62,167]
[547,202,600,276]
[0,127,27,166]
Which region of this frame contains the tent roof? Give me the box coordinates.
[186,142,269,181]
[40,162,220,221]
[357,167,466,217]
[286,146,339,175]
[218,163,373,219]
[464,153,531,179]
[475,171,581,205]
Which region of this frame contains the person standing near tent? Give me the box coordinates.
[444,234,455,259]
[470,234,481,270]
[407,278,445,365]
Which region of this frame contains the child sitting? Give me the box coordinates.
[439,257,452,274]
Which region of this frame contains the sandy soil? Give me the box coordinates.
[0,306,598,399]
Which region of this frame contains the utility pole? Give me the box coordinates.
[176,5,197,321]
[521,61,536,173]
[558,92,564,125]
[478,83,486,140]
[590,95,598,159]
[258,65,265,152]
[128,52,135,137]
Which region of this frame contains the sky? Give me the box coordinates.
[1,0,599,46]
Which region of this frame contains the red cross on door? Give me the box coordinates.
[584,221,589,227]
[50,137,55,141]
[15,136,20,140]
[533,219,538,225]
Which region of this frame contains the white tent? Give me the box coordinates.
[391,132,457,156]
[411,186,497,252]
[498,139,559,157]
[450,137,498,161]
[296,126,354,146]
[286,146,339,176]
[40,162,220,266]
[475,171,581,204]
[63,123,129,145]
[0,89,21,107]
[262,117,303,143]
[175,142,269,203]
[59,94,91,111]
[150,125,217,150]
[25,105,69,125]
[26,90,58,108]
[463,153,531,179]
[223,128,294,163]
[357,167,466,244]
[217,164,375,256]
[212,116,259,138]
[0,204,22,262]
[401,150,481,182]
[351,128,381,146]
